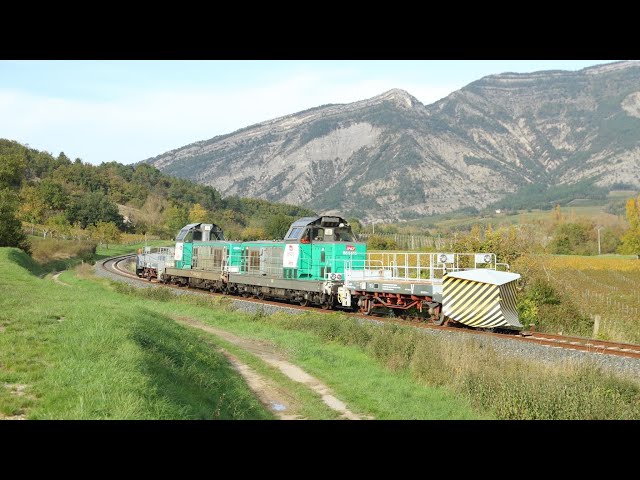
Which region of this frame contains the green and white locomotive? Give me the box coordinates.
[136,214,522,329]
[146,216,366,309]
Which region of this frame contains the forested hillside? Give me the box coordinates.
[0,139,314,250]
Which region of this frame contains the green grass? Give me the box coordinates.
[86,280,483,419]
[102,276,640,419]
[94,240,173,258]
[0,248,272,419]
[4,246,639,420]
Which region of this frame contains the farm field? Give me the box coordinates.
[529,255,640,344]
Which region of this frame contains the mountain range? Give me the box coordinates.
[144,61,640,223]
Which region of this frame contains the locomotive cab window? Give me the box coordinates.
[286,227,303,240]
[310,227,324,241]
[176,228,190,241]
[334,228,354,242]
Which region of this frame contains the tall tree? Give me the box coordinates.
[0,141,29,252]
[65,191,124,229]
[0,189,30,253]
[265,214,293,239]
[164,205,189,238]
[188,203,208,223]
[619,196,640,255]
[89,221,121,249]
[0,144,26,189]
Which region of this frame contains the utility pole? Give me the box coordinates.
[596,226,603,255]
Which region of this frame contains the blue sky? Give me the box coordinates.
[0,60,618,165]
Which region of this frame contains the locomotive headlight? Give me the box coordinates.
[336,273,342,280]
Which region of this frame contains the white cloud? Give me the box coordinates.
[0,74,458,165]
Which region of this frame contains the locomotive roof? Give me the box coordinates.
[290,216,348,228]
[180,222,223,230]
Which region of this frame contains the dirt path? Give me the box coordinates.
[220,351,303,420]
[51,272,70,287]
[174,316,369,420]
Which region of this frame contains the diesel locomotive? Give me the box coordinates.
[136,215,522,330]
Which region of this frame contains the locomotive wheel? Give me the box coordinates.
[321,301,332,310]
[360,300,372,315]
[299,299,310,307]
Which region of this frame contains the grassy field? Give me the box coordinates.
[0,248,272,419]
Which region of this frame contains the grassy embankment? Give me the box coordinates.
[28,235,172,274]
[106,278,640,419]
[81,262,640,419]
[0,247,272,419]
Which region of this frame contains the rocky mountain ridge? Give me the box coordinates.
[145,61,640,222]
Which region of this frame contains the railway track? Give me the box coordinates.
[100,255,640,361]
[101,255,141,279]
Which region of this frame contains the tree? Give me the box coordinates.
[552,204,564,224]
[265,214,293,239]
[45,213,72,239]
[188,203,208,223]
[240,226,267,241]
[38,180,69,211]
[548,222,595,255]
[0,141,30,253]
[19,185,46,228]
[367,235,398,250]
[65,191,124,229]
[164,205,189,238]
[0,142,27,189]
[347,218,363,234]
[625,196,639,229]
[0,189,30,253]
[89,221,121,249]
[618,196,640,255]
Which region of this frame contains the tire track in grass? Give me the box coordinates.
[174,316,370,420]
